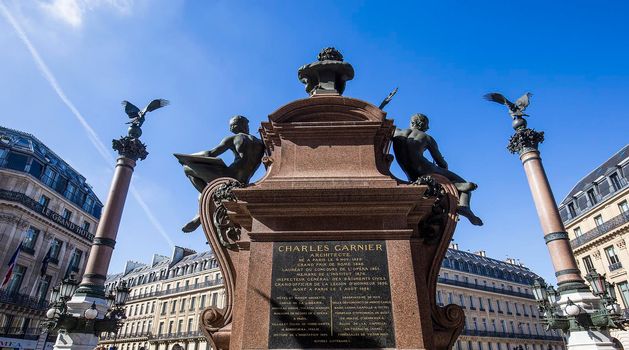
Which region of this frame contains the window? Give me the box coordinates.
[190,296,196,310]
[151,301,155,313]
[171,300,177,313]
[39,195,50,208]
[36,275,51,301]
[82,221,91,232]
[168,321,173,334]
[605,246,621,269]
[574,227,582,237]
[594,215,604,227]
[487,298,493,311]
[63,208,73,221]
[212,293,218,306]
[177,319,183,333]
[68,250,82,272]
[42,167,58,187]
[64,182,77,201]
[610,173,622,191]
[187,318,193,332]
[587,189,598,205]
[5,152,28,171]
[200,294,206,309]
[6,265,26,294]
[468,296,474,308]
[617,282,629,308]
[158,322,164,335]
[437,291,443,305]
[180,298,186,312]
[582,256,595,272]
[161,302,167,315]
[619,200,629,214]
[568,203,577,218]
[22,226,40,251]
[49,239,62,261]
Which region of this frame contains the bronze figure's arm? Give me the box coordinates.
[427,136,448,169]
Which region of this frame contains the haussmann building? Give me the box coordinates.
[0,126,103,350]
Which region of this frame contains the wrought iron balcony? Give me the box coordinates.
[0,289,47,311]
[461,329,563,341]
[609,262,624,272]
[99,331,152,341]
[148,330,204,341]
[571,211,629,248]
[0,189,94,241]
[0,327,42,340]
[127,279,223,301]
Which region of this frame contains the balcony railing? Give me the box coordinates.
[437,278,534,299]
[99,331,152,341]
[0,289,47,311]
[148,330,204,341]
[609,262,623,272]
[0,327,42,340]
[571,211,629,249]
[127,279,223,301]
[461,329,563,341]
[0,189,94,241]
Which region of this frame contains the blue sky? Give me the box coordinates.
[1,0,628,284]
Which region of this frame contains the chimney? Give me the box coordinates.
[474,250,486,257]
[449,243,459,250]
[124,260,146,275]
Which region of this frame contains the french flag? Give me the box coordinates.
[2,242,22,288]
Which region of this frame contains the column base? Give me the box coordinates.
[567,330,616,350]
[53,332,99,350]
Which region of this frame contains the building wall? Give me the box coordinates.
[0,127,102,350]
[99,249,223,350]
[558,145,629,347]
[441,247,565,350]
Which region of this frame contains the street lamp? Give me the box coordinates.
[585,269,606,297]
[114,282,130,306]
[547,285,559,304]
[532,279,548,303]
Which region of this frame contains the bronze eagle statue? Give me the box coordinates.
[122,99,170,128]
[483,92,532,118]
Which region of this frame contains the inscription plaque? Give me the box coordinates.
[268,240,395,348]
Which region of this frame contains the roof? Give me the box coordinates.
[445,248,540,280]
[559,144,629,206]
[0,125,103,209]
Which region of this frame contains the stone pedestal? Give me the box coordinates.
[53,333,100,350]
[198,95,464,350]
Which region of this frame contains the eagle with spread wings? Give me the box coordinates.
[122,99,170,128]
[483,92,532,118]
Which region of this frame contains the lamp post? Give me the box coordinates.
[486,93,623,349]
[47,99,166,350]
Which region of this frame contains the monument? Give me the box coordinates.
[180,48,477,350]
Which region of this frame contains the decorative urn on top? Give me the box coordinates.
[298,47,355,96]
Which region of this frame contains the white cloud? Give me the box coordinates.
[39,0,133,28]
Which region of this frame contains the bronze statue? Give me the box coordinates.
[392,114,483,226]
[483,92,532,130]
[175,115,265,233]
[122,99,169,138]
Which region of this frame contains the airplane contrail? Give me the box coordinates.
[0,2,175,249]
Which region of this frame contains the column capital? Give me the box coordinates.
[112,136,148,161]
[507,127,545,155]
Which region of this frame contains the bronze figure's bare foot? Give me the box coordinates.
[182,216,202,233]
[457,206,483,226]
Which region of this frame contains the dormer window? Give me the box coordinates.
[587,189,598,205]
[610,173,622,191]
[568,203,577,218]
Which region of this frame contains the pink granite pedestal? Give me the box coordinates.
[198,95,464,350]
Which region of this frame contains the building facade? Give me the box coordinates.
[100,243,562,350]
[558,144,629,344]
[99,247,224,350]
[0,126,103,350]
[440,245,565,350]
